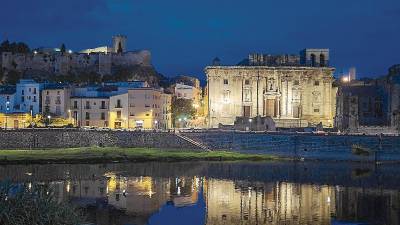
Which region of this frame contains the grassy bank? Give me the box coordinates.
[0,147,278,164]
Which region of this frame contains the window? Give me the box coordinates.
[33,88,36,94]
[85,101,90,109]
[101,101,106,109]
[116,99,122,108]
[33,96,36,102]
[314,108,320,113]
[85,121,90,126]
[29,88,31,92]
[85,112,90,120]
[56,106,61,115]
[46,91,49,95]
[45,96,50,104]
[21,90,24,95]
[101,112,105,120]
[314,81,320,86]
[245,79,250,85]
[320,54,325,67]
[223,79,228,85]
[21,96,24,102]
[244,89,252,102]
[73,101,78,109]
[310,54,316,67]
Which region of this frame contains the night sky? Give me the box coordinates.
[1,0,400,79]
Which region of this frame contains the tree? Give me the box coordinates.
[117,42,123,54]
[5,70,21,85]
[171,98,196,126]
[60,43,66,54]
[0,40,30,53]
[0,40,10,52]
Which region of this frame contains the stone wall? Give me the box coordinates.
[0,129,200,150]
[183,131,400,162]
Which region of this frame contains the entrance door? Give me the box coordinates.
[265,99,275,117]
[243,106,251,117]
[114,122,122,129]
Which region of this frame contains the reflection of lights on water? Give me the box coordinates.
[177,187,181,196]
[66,181,70,193]
[25,172,33,176]
[327,196,331,203]
[28,183,32,190]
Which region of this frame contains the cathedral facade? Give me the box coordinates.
[206,49,337,128]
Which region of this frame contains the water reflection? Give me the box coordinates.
[0,161,399,225]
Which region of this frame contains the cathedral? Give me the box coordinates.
[206,49,337,128]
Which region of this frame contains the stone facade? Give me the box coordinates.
[206,66,337,128]
[335,64,400,134]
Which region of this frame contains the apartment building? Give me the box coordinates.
[42,84,71,118]
[70,97,109,127]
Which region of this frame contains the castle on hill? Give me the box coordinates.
[0,35,151,76]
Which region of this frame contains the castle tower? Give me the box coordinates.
[112,35,127,53]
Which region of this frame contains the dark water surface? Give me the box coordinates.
[1,161,399,225]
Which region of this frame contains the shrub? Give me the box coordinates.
[0,182,84,225]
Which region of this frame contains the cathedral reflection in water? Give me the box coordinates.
[43,174,400,225]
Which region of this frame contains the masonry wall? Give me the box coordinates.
[184,131,400,162]
[0,130,199,150]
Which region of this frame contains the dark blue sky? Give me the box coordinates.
[1,0,400,79]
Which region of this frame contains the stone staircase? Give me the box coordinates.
[175,132,211,152]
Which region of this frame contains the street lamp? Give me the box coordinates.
[249,118,253,131]
[47,115,51,127]
[68,109,71,125]
[5,101,10,129]
[154,120,158,130]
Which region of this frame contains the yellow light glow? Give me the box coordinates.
[341,76,349,82]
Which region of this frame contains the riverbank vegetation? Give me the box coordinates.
[0,182,83,225]
[0,147,278,164]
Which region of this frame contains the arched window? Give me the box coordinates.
[320,54,325,67]
[310,54,316,67]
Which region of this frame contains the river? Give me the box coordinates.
[0,161,399,225]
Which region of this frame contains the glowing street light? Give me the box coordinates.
[47,115,51,127]
[341,76,349,83]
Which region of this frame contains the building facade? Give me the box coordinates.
[42,85,71,118]
[70,97,109,127]
[161,93,172,130]
[206,66,337,128]
[15,79,43,115]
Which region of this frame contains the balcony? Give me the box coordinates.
[115,104,123,109]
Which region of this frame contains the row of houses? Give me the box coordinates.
[0,79,173,129]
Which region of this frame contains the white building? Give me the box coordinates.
[15,79,43,115]
[0,87,15,113]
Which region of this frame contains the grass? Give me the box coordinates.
[0,147,278,164]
